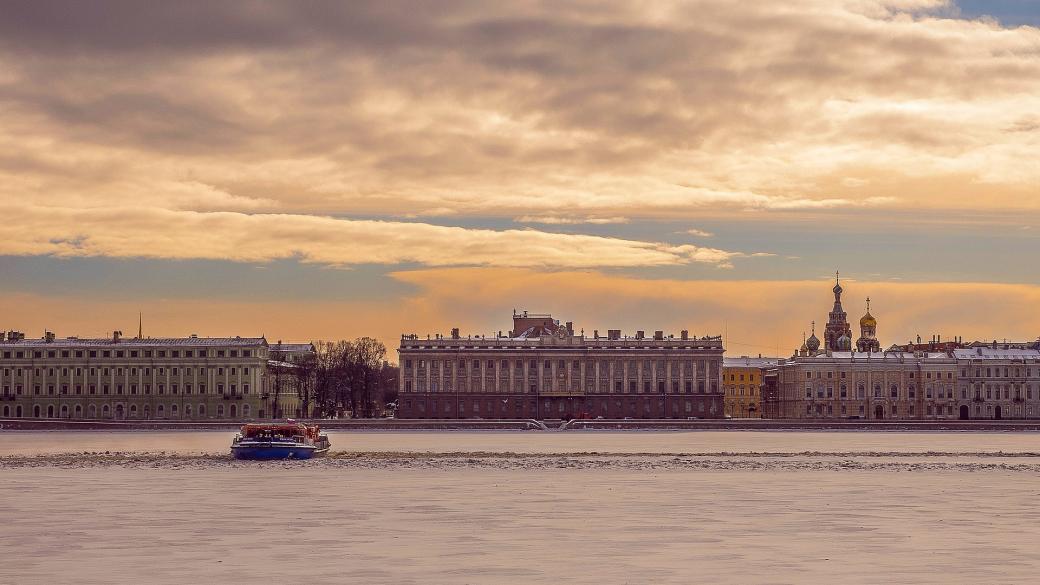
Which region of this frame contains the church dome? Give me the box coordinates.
[833,282,843,295]
[860,312,876,328]
[838,333,852,350]
[806,333,821,352]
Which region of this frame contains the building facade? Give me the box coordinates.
[777,351,959,419]
[954,347,1040,420]
[397,312,725,419]
[0,330,272,420]
[781,278,959,420]
[775,278,1040,420]
[722,357,779,418]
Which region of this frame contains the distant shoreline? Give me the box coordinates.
[3,418,1040,432]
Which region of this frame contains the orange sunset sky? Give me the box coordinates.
[1,1,1039,359]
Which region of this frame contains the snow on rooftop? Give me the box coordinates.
[953,348,1040,359]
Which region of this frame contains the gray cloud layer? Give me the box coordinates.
[0,1,1037,268]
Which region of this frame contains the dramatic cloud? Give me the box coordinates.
[0,203,748,269]
[0,0,1036,235]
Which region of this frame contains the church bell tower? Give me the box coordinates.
[824,271,853,352]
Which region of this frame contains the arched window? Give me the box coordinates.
[890,384,898,398]
[102,404,110,417]
[15,405,22,417]
[33,405,41,418]
[217,404,224,418]
[171,404,179,418]
[47,405,55,418]
[60,405,69,418]
[74,404,82,417]
[242,404,250,418]
[144,405,150,419]
[157,404,165,418]
[130,404,138,417]
[88,404,96,418]
[230,404,238,418]
[198,404,206,417]
[184,404,193,418]
[2,405,8,417]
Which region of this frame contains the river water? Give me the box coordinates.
[3,430,1039,584]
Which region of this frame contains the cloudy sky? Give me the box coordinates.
[1,0,1038,357]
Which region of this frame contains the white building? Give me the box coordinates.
[0,330,271,420]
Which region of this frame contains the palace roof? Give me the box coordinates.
[0,336,267,348]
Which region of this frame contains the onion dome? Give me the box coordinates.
[860,297,876,328]
[806,332,821,353]
[860,312,876,328]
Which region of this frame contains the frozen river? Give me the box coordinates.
[4,429,1040,456]
[3,430,1040,584]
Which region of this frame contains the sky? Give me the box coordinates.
[1,0,1039,359]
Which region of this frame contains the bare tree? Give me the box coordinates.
[293,352,316,418]
[306,338,397,418]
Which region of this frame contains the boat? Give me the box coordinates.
[230,420,331,460]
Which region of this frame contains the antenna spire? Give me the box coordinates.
[138,312,143,339]
[866,297,871,312]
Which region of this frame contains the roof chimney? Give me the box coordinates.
[654,330,664,340]
[635,330,645,339]
[451,328,460,339]
[44,331,55,343]
[681,330,689,340]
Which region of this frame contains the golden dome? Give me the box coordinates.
[860,297,876,328]
[860,312,876,328]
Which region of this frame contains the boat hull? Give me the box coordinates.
[231,441,318,460]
